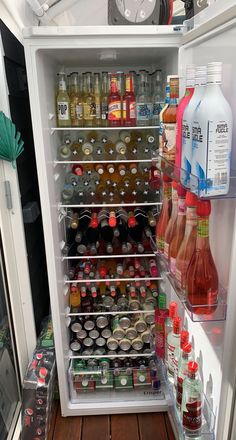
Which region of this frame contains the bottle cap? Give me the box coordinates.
[177,184,187,197]
[90,213,98,228]
[99,266,107,278]
[197,200,211,217]
[128,213,136,228]
[188,361,198,373]
[72,164,84,176]
[180,330,189,346]
[163,173,172,183]
[186,191,198,207]
[109,211,117,228]
[172,180,178,190]
[173,316,181,333]
[158,292,167,309]
[169,301,178,318]
[183,342,192,354]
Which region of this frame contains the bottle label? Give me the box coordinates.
[167,342,175,373]
[186,207,197,225]
[156,236,164,252]
[182,119,192,186]
[136,103,152,121]
[170,257,176,275]
[192,118,231,196]
[57,102,69,120]
[76,104,83,120]
[207,290,218,305]
[176,376,183,406]
[172,189,178,203]
[162,123,177,162]
[178,198,186,215]
[128,101,136,119]
[163,183,172,199]
[153,102,163,117]
[108,101,121,121]
[183,400,202,431]
[96,103,101,119]
[101,102,108,120]
[83,103,96,120]
[197,218,209,238]
[164,242,169,259]
[59,80,66,91]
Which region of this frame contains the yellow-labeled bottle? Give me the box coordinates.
[69,72,83,127]
[56,72,71,127]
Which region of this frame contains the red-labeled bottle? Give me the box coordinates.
[175,191,198,291]
[155,292,169,359]
[156,174,172,252]
[108,75,122,127]
[182,361,202,434]
[185,200,218,315]
[123,74,136,127]
[169,184,187,274]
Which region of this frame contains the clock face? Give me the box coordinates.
[115,0,157,23]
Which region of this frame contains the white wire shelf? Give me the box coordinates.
[62,253,156,260]
[54,159,153,164]
[51,126,159,134]
[64,277,162,284]
[59,202,162,208]
[67,309,155,317]
[68,352,155,360]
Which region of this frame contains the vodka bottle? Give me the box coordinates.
[164,301,178,368]
[191,62,233,196]
[167,316,181,382]
[152,70,165,126]
[181,66,207,186]
[176,343,194,410]
[181,361,203,434]
[136,70,152,126]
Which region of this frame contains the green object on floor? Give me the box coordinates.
[0,111,24,167]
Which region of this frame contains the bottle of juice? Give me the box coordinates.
[181,66,207,186]
[123,73,136,127]
[169,184,187,274]
[56,72,71,127]
[181,362,202,434]
[155,174,172,252]
[175,65,195,168]
[108,75,122,127]
[175,191,198,291]
[162,76,179,164]
[191,62,233,196]
[185,200,218,315]
[164,180,178,260]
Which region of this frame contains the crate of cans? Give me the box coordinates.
[21,317,56,440]
[69,313,155,357]
[68,355,162,399]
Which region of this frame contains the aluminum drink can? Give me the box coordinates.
[107,350,117,356]
[132,337,144,351]
[84,320,95,331]
[71,322,82,333]
[134,317,147,333]
[125,327,137,340]
[94,348,106,355]
[113,326,125,340]
[99,358,110,369]
[82,348,93,356]
[76,329,87,340]
[129,299,140,311]
[101,328,112,339]
[70,340,81,352]
[119,338,131,351]
[83,337,94,348]
[96,315,109,329]
[96,337,106,347]
[119,316,131,329]
[141,330,152,343]
[107,337,119,351]
[89,329,100,340]
[144,311,155,325]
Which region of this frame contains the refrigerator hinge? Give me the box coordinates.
[4,181,13,210]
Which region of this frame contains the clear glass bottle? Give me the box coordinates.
[162,76,179,164]
[69,72,83,127]
[176,342,194,411]
[167,316,181,382]
[83,72,96,127]
[173,329,189,387]
[136,70,152,126]
[164,301,178,368]
[108,75,122,127]
[152,70,165,127]
[101,72,109,127]
[164,180,178,260]
[94,73,101,127]
[155,174,172,252]
[56,72,71,127]
[181,361,203,434]
[169,184,187,275]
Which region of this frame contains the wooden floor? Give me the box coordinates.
[48,402,175,440]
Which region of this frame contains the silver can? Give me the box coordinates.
[76,329,87,340]
[144,312,155,325]
[129,299,140,311]
[132,337,144,351]
[150,324,155,335]
[113,326,125,340]
[96,337,106,347]
[101,328,112,339]
[71,322,82,333]
[134,318,147,333]
[107,337,119,351]
[84,320,95,331]
[119,338,131,351]
[141,330,152,343]
[94,348,106,355]
[96,315,109,329]
[87,358,98,368]
[119,316,131,330]
[103,296,114,308]
[107,350,117,356]
[70,340,81,352]
[82,348,93,356]
[83,337,94,348]
[126,327,138,340]
[89,329,100,340]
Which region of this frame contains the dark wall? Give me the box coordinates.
[0,20,50,335]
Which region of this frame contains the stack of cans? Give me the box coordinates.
[70,313,155,356]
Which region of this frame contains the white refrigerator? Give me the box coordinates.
[23,2,236,438]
